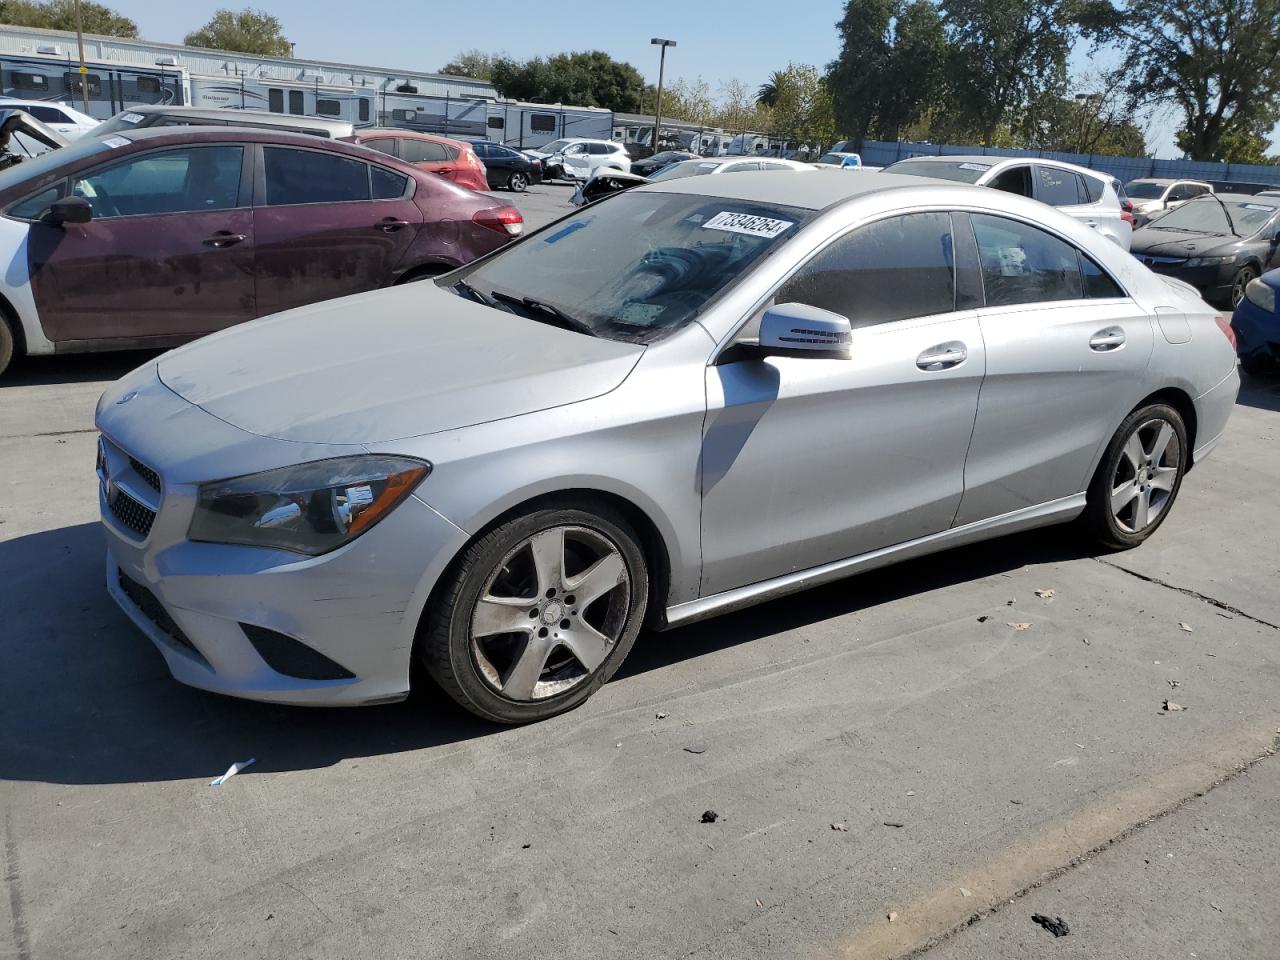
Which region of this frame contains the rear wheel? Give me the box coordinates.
[0,315,15,378]
[1084,403,1188,550]
[1230,264,1259,308]
[422,502,649,723]
[506,171,529,192]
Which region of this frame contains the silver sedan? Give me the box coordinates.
[96,171,1240,723]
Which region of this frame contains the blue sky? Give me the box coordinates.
[104,0,1260,159]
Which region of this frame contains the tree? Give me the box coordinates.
[1083,0,1280,162]
[489,50,646,113]
[756,71,787,108]
[184,8,291,57]
[662,77,715,125]
[874,0,949,141]
[1023,81,1148,156]
[716,78,769,132]
[0,0,137,36]
[942,0,1084,145]
[827,0,895,149]
[439,49,500,81]
[766,64,836,149]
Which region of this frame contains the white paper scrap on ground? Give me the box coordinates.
[211,758,256,786]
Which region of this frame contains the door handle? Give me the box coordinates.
[916,341,968,371]
[1089,326,1126,351]
[203,231,247,247]
[377,218,410,232]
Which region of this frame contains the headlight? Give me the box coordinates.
[1184,255,1237,267]
[189,455,430,556]
[1245,277,1277,313]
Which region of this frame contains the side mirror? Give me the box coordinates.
[48,196,92,225]
[730,303,852,361]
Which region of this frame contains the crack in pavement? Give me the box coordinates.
[887,734,1280,960]
[1095,557,1279,630]
[4,809,33,960]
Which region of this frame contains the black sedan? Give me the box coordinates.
[471,140,543,192]
[629,150,699,177]
[1130,194,1280,306]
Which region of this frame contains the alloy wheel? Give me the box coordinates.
[1110,417,1181,534]
[469,525,630,701]
[509,172,528,192]
[1231,266,1258,307]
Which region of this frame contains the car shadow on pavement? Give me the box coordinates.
[1237,373,1280,413]
[2,518,1096,787]
[0,351,159,388]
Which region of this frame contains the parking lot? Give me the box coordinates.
[1,163,1278,957]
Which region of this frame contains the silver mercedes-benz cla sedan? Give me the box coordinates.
[96,172,1240,723]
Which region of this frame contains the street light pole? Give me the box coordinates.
[650,38,676,156]
[73,0,89,114]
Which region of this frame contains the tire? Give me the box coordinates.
[0,316,14,379]
[1240,352,1276,378]
[1084,403,1188,551]
[1230,264,1259,308]
[506,171,529,192]
[422,501,649,723]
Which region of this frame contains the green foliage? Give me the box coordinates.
[184,7,291,57]
[0,0,137,36]
[827,0,896,148]
[439,50,500,81]
[1087,0,1280,162]
[765,63,835,146]
[489,51,646,113]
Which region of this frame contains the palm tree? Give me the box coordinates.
[756,71,786,108]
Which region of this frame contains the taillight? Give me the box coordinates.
[1120,200,1135,225]
[1214,314,1237,349]
[473,206,524,237]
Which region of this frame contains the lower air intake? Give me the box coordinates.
[240,624,356,681]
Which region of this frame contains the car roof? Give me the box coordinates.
[348,128,470,149]
[115,105,352,131]
[639,169,959,211]
[898,153,1107,180]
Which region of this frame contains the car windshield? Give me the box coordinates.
[456,192,811,344]
[1147,197,1278,236]
[0,135,108,192]
[885,159,990,183]
[541,139,571,153]
[1124,181,1168,199]
[649,160,724,181]
[817,154,844,165]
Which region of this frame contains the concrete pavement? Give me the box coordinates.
[2,331,1278,959]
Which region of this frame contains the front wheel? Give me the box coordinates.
[422,502,649,723]
[507,171,529,192]
[1231,265,1259,308]
[1084,403,1188,550]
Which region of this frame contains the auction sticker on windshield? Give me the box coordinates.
[702,211,794,239]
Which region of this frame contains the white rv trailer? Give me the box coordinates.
[0,24,609,148]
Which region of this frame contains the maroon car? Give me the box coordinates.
[0,126,524,376]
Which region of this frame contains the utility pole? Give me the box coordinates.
[73,0,89,114]
[650,38,676,155]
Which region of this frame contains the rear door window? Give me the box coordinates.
[987,165,1031,196]
[400,139,451,163]
[262,147,371,205]
[971,214,1085,305]
[360,138,397,157]
[1034,166,1082,206]
[371,166,409,200]
[777,212,957,328]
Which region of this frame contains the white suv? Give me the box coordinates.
[884,155,1133,250]
[1123,178,1214,227]
[0,98,98,138]
[525,138,631,181]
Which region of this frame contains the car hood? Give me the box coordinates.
[1129,229,1238,257]
[157,282,645,444]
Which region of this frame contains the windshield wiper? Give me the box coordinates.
[1208,194,1240,236]
[453,279,498,308]
[489,290,597,337]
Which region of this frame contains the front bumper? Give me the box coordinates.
[97,368,469,706]
[1232,297,1280,366]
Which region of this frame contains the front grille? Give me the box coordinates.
[108,488,156,539]
[117,569,204,661]
[129,457,161,493]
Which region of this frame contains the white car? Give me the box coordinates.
[524,138,630,181]
[1123,178,1214,227]
[648,156,815,181]
[813,151,863,170]
[0,98,98,138]
[884,155,1133,250]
